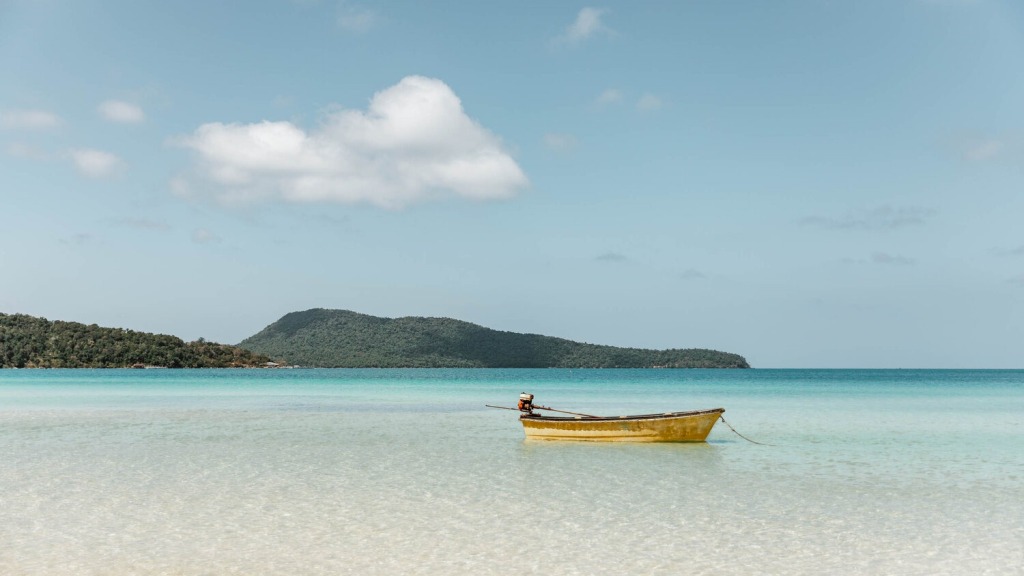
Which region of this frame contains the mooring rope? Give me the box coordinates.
[719,415,774,446]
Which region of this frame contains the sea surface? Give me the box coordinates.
[1,368,1021,575]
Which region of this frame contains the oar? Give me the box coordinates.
[531,404,599,418]
[485,404,599,418]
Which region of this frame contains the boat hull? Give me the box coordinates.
[520,408,724,442]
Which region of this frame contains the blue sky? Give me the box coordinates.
[2,0,1022,368]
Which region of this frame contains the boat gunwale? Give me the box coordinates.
[519,407,724,423]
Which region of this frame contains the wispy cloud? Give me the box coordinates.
[543,132,577,152]
[112,218,171,231]
[557,7,613,45]
[69,148,124,178]
[800,205,936,231]
[98,100,145,124]
[595,88,623,106]
[992,244,1024,257]
[963,138,1003,161]
[596,252,628,263]
[636,93,664,112]
[175,76,528,209]
[0,108,61,130]
[4,142,48,160]
[871,252,916,265]
[337,1,376,32]
[594,89,665,112]
[681,268,706,280]
[192,228,222,245]
[59,233,94,246]
[169,176,192,199]
[920,0,984,6]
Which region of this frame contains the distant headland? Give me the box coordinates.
[0,309,750,369]
[238,309,750,369]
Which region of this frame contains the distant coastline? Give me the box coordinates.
[1,309,749,369]
[0,313,273,369]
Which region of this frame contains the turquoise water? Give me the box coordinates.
[1,369,1021,575]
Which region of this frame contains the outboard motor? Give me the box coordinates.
[517,392,534,414]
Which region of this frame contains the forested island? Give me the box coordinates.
[0,313,273,368]
[239,309,750,368]
[0,309,750,369]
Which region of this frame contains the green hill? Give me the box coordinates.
[0,313,274,368]
[238,308,750,368]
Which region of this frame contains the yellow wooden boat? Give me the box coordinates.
[491,393,724,443]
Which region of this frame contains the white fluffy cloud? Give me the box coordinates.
[99,100,145,123]
[0,108,61,130]
[178,76,528,209]
[69,148,124,178]
[561,7,612,44]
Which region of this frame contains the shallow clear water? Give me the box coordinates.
[1,369,1021,575]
